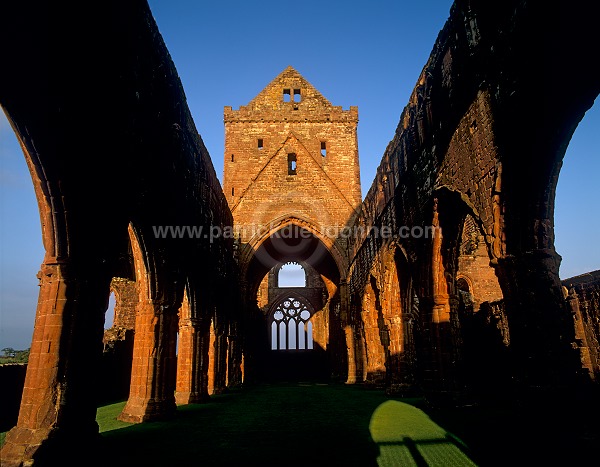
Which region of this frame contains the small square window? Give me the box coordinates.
[283,89,291,102]
[258,139,263,150]
[293,89,301,102]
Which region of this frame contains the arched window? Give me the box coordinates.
[278,262,306,287]
[269,296,313,350]
[456,277,471,295]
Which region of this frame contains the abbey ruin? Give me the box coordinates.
[1,0,599,465]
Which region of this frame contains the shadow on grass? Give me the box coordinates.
[369,400,477,466]
[5,383,598,465]
[95,383,478,467]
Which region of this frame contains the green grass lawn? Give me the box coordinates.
[94,383,477,466]
[3,383,599,466]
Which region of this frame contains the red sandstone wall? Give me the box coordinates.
[224,66,361,245]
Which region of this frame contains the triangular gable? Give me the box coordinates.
[231,132,355,215]
[243,66,334,112]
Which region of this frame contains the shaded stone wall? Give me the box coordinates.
[345,0,599,402]
[563,271,600,380]
[100,278,137,404]
[1,0,599,465]
[460,300,512,402]
[0,1,241,464]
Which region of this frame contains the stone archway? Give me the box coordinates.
[263,292,329,382]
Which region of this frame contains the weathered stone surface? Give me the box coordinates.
[1,0,599,464]
[223,66,361,383]
[563,271,600,380]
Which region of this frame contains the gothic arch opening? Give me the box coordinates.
[554,101,600,280]
[278,261,306,287]
[453,212,508,401]
[553,100,600,380]
[426,190,509,400]
[0,109,43,351]
[243,223,341,382]
[355,245,420,393]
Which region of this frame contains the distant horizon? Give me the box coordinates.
[1,0,599,350]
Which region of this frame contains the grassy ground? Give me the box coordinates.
[93,383,481,467]
[95,383,477,466]
[3,382,599,466]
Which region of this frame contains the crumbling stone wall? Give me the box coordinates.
[222,65,361,286]
[457,215,503,310]
[223,66,361,384]
[103,277,137,346]
[345,0,599,402]
[223,66,361,235]
[460,300,512,402]
[2,0,599,465]
[360,278,387,385]
[0,1,241,464]
[563,271,600,380]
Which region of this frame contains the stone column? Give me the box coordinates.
[565,289,595,380]
[0,261,109,466]
[118,300,178,423]
[338,280,358,384]
[227,321,244,388]
[344,325,357,384]
[175,314,194,405]
[495,249,584,397]
[175,317,211,404]
[426,206,461,403]
[207,319,216,394]
[213,319,229,394]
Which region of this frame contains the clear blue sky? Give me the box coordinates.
[1,0,598,350]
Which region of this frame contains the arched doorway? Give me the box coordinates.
[242,222,342,383]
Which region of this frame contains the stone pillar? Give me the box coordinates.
[118,300,178,423]
[495,249,583,397]
[338,280,358,384]
[213,320,229,394]
[0,261,109,466]
[175,317,211,404]
[207,319,216,394]
[361,285,386,385]
[426,206,461,403]
[384,314,403,387]
[175,314,194,405]
[344,325,357,384]
[565,289,595,380]
[227,321,244,388]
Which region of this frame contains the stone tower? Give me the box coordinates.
[223,66,362,245]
